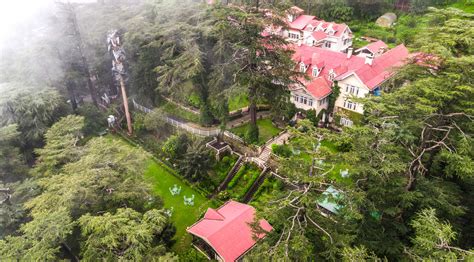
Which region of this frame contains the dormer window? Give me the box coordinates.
[328,69,336,81]
[312,67,319,77]
[300,63,306,73]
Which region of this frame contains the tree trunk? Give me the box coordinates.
[67,3,98,107]
[66,80,78,112]
[249,86,257,126]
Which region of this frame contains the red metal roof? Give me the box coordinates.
[187,201,273,262]
[312,31,327,41]
[289,15,316,30]
[291,43,409,98]
[356,40,388,54]
[307,77,332,99]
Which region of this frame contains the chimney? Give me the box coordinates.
[347,47,353,59]
[365,53,374,66]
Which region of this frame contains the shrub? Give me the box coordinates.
[200,104,215,127]
[227,165,247,189]
[272,144,292,158]
[245,124,259,144]
[161,134,189,160]
[77,103,107,136]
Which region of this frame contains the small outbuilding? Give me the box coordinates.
[376,12,397,27]
[187,200,273,261]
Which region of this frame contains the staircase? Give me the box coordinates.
[259,146,272,162]
[217,156,244,192]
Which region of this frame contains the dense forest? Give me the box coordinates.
[0,0,473,260]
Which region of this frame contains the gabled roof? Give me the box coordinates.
[187,201,272,262]
[288,6,304,14]
[311,31,327,41]
[289,15,316,30]
[291,43,409,98]
[307,77,332,99]
[355,40,388,54]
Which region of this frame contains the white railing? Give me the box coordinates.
[223,130,245,143]
[132,99,221,137]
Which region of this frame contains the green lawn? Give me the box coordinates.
[228,93,249,112]
[450,1,474,13]
[209,154,239,186]
[231,118,282,145]
[144,161,213,252]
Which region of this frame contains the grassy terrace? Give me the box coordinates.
[226,163,261,201]
[159,101,200,123]
[209,154,239,186]
[230,118,282,145]
[283,137,354,185]
[111,135,213,253]
[228,92,249,112]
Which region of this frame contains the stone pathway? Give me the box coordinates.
[254,131,291,165]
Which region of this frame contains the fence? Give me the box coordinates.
[132,99,221,137]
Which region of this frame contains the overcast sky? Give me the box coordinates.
[0,0,97,47]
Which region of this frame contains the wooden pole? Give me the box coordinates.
[119,76,133,135]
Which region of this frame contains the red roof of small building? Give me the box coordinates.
[187,201,273,262]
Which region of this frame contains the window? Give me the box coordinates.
[293,95,298,102]
[300,63,306,73]
[289,33,299,39]
[344,100,357,111]
[303,97,307,105]
[340,117,353,127]
[345,85,360,96]
[309,99,313,106]
[312,68,319,77]
[324,41,332,48]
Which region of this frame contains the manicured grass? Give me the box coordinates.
[230,118,282,145]
[159,101,199,123]
[227,163,262,200]
[144,161,213,252]
[228,93,249,112]
[450,1,474,13]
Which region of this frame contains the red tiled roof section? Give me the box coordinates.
[307,77,332,99]
[289,15,316,30]
[187,201,273,262]
[312,31,327,41]
[290,43,409,97]
[355,44,409,89]
[357,40,388,53]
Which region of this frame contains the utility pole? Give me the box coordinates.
[108,30,132,135]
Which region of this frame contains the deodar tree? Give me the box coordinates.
[209,4,297,143]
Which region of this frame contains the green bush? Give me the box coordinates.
[272,144,292,158]
[77,103,107,136]
[161,134,189,160]
[188,92,201,108]
[227,165,247,189]
[245,124,259,144]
